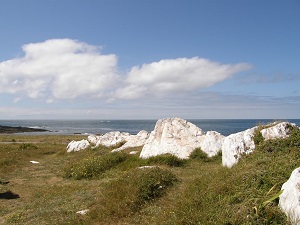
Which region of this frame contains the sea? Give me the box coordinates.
[1,119,300,136]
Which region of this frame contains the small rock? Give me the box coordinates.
[138,166,157,169]
[76,209,89,215]
[129,151,139,155]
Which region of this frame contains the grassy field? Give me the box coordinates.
[0,128,299,225]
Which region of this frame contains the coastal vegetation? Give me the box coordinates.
[0,127,299,224]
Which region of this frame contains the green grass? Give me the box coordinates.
[146,154,188,167]
[1,128,299,224]
[64,151,129,179]
[87,167,178,224]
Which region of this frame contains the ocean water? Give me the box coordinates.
[1,119,300,136]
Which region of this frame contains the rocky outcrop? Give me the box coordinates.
[279,167,300,225]
[87,134,100,145]
[199,131,225,157]
[67,120,298,170]
[93,131,131,147]
[67,139,90,152]
[139,117,204,159]
[112,130,149,152]
[67,131,149,152]
[221,127,258,168]
[221,122,298,168]
[261,122,296,140]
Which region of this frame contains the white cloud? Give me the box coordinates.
[0,39,252,103]
[112,84,148,100]
[0,39,119,100]
[114,57,252,99]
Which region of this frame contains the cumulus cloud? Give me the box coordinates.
[0,39,119,100]
[114,57,252,99]
[0,39,252,103]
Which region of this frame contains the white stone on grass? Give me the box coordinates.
[279,167,300,225]
[66,140,90,153]
[76,209,89,215]
[138,166,157,169]
[129,151,139,155]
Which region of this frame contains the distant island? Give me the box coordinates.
[0,125,48,133]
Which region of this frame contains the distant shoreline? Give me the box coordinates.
[0,125,48,134]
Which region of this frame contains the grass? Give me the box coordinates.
[64,151,129,179]
[0,127,299,224]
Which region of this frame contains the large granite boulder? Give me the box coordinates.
[199,131,225,157]
[112,130,149,152]
[139,117,204,159]
[222,127,258,168]
[67,140,90,152]
[279,167,300,225]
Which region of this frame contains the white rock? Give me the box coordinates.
[138,166,157,169]
[87,134,101,145]
[129,151,139,155]
[67,131,133,152]
[112,130,149,152]
[140,117,204,159]
[222,127,258,168]
[76,209,89,215]
[95,131,130,147]
[221,122,298,168]
[30,161,40,164]
[199,131,225,157]
[66,140,90,153]
[279,167,300,225]
[261,122,296,140]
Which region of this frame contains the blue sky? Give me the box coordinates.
[0,0,299,119]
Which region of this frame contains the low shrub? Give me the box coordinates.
[64,151,128,179]
[286,125,300,147]
[146,154,188,167]
[18,143,38,150]
[0,158,15,166]
[190,148,222,163]
[256,125,300,155]
[253,127,264,145]
[137,167,178,201]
